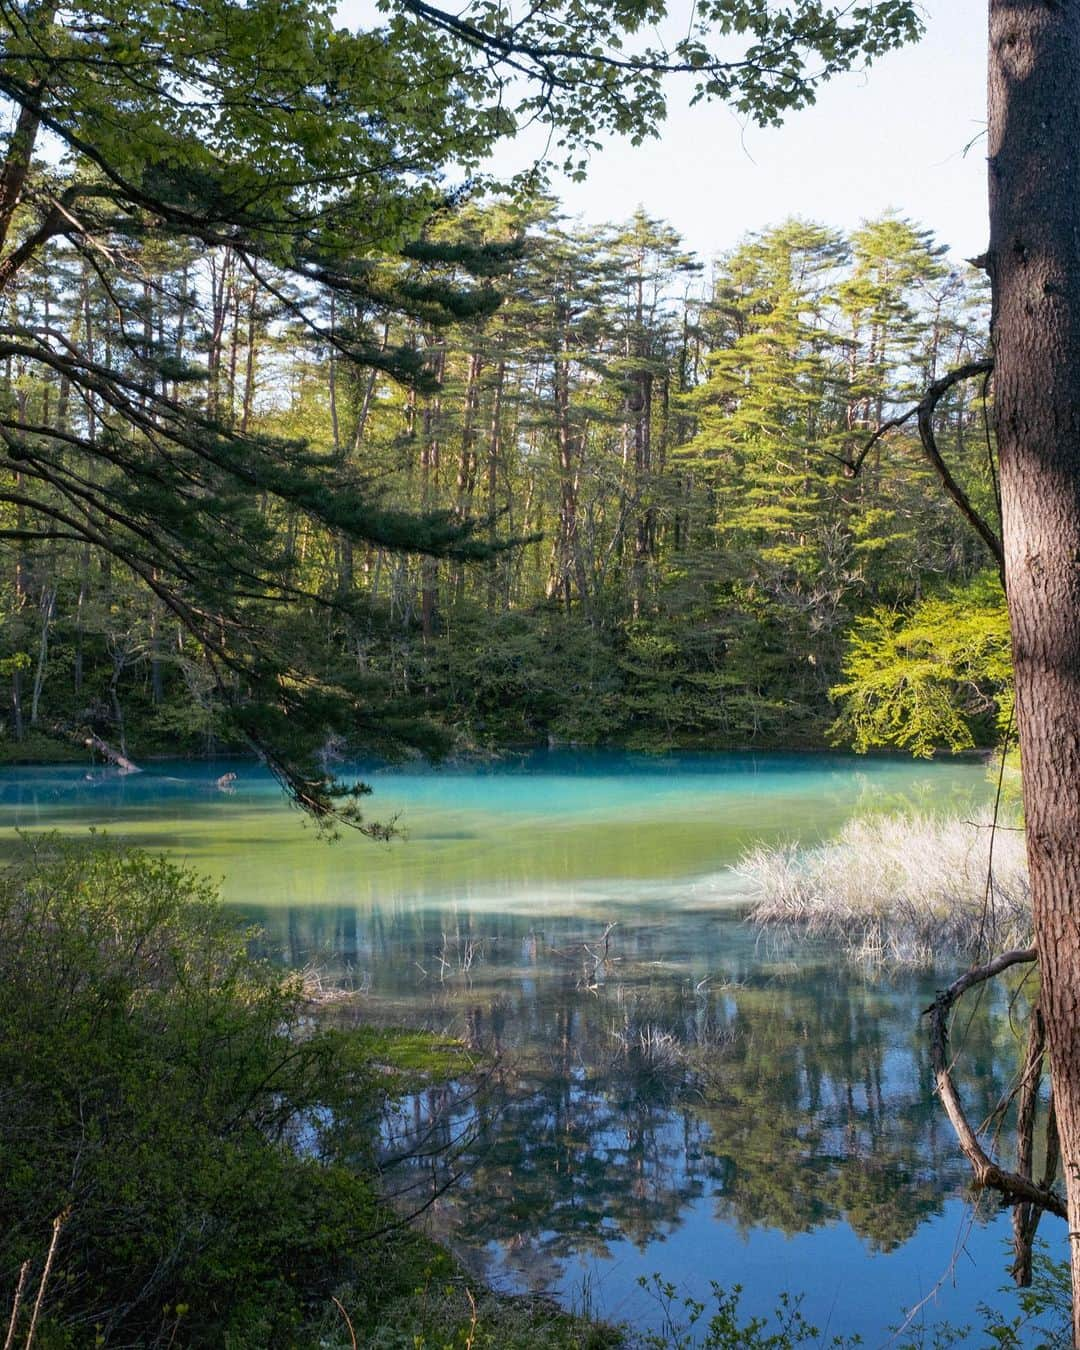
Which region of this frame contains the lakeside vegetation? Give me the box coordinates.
[3,829,1067,1349]
[4,823,1071,1349]
[0,124,1038,1350]
[5,0,1073,1337]
[0,833,618,1348]
[743,810,1030,965]
[1,211,1007,772]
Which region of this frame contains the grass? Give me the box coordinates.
[741,812,1030,965]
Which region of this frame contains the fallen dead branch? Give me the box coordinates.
[82,731,140,774]
[926,948,1066,1224]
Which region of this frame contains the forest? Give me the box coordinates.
[5,0,1080,1345]
[0,206,1009,771]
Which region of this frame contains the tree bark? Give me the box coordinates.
[1012,1002,1048,1287]
[550,331,590,613]
[988,3,1080,1339]
[0,0,58,261]
[420,343,445,641]
[486,360,505,612]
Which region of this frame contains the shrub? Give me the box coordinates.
[830,574,1012,757]
[0,835,391,1347]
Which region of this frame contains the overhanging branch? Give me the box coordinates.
[834,359,1004,583]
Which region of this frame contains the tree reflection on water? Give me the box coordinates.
[277,902,1024,1293]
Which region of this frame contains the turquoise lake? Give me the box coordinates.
[0,750,1059,1343]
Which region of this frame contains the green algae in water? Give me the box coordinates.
[0,749,992,911]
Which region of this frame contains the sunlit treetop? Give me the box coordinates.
[1,0,924,228]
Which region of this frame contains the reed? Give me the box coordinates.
[742,813,1030,965]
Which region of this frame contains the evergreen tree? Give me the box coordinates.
[0,0,921,812]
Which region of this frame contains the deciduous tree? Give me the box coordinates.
[0,0,920,814]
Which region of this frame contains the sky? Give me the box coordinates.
[481,2,988,265]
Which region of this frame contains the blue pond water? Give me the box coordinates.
[0,750,1059,1343]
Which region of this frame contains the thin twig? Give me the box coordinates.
[977,704,1016,956]
[24,1209,68,1350]
[464,1288,479,1350]
[331,1296,357,1350]
[3,1261,29,1350]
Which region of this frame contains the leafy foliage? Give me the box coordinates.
[0,0,930,812]
[830,573,1012,755]
[637,1276,859,1348]
[0,835,467,1346]
[0,199,999,785]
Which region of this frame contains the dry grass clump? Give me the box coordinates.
[610,1017,683,1075]
[741,813,1030,966]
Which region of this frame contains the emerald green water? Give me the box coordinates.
[0,751,1058,1342]
[0,749,991,908]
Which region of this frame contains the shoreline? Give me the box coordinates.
[0,740,998,770]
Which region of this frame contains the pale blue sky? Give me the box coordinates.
[481,3,988,263]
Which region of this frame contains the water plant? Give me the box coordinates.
[742,812,1030,965]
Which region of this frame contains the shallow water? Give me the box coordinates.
[0,750,1058,1343]
[0,749,989,906]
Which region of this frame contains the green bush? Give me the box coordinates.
[0,836,394,1347]
[830,573,1012,756]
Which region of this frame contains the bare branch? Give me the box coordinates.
[917,371,1005,584]
[926,949,1067,1220]
[835,359,1003,581]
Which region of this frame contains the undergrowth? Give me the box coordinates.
[0,834,605,1348]
[2,833,1065,1349]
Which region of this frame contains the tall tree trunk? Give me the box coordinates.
[328,292,341,453]
[149,586,164,707]
[420,347,445,641]
[550,335,589,613]
[174,261,191,405]
[10,494,25,742]
[0,0,57,258]
[352,322,389,455]
[142,278,154,407]
[486,360,505,613]
[988,3,1080,1339]
[228,281,241,424]
[29,584,55,726]
[453,348,482,602]
[631,366,653,618]
[108,655,127,757]
[240,283,257,433]
[74,542,90,699]
[207,251,231,420]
